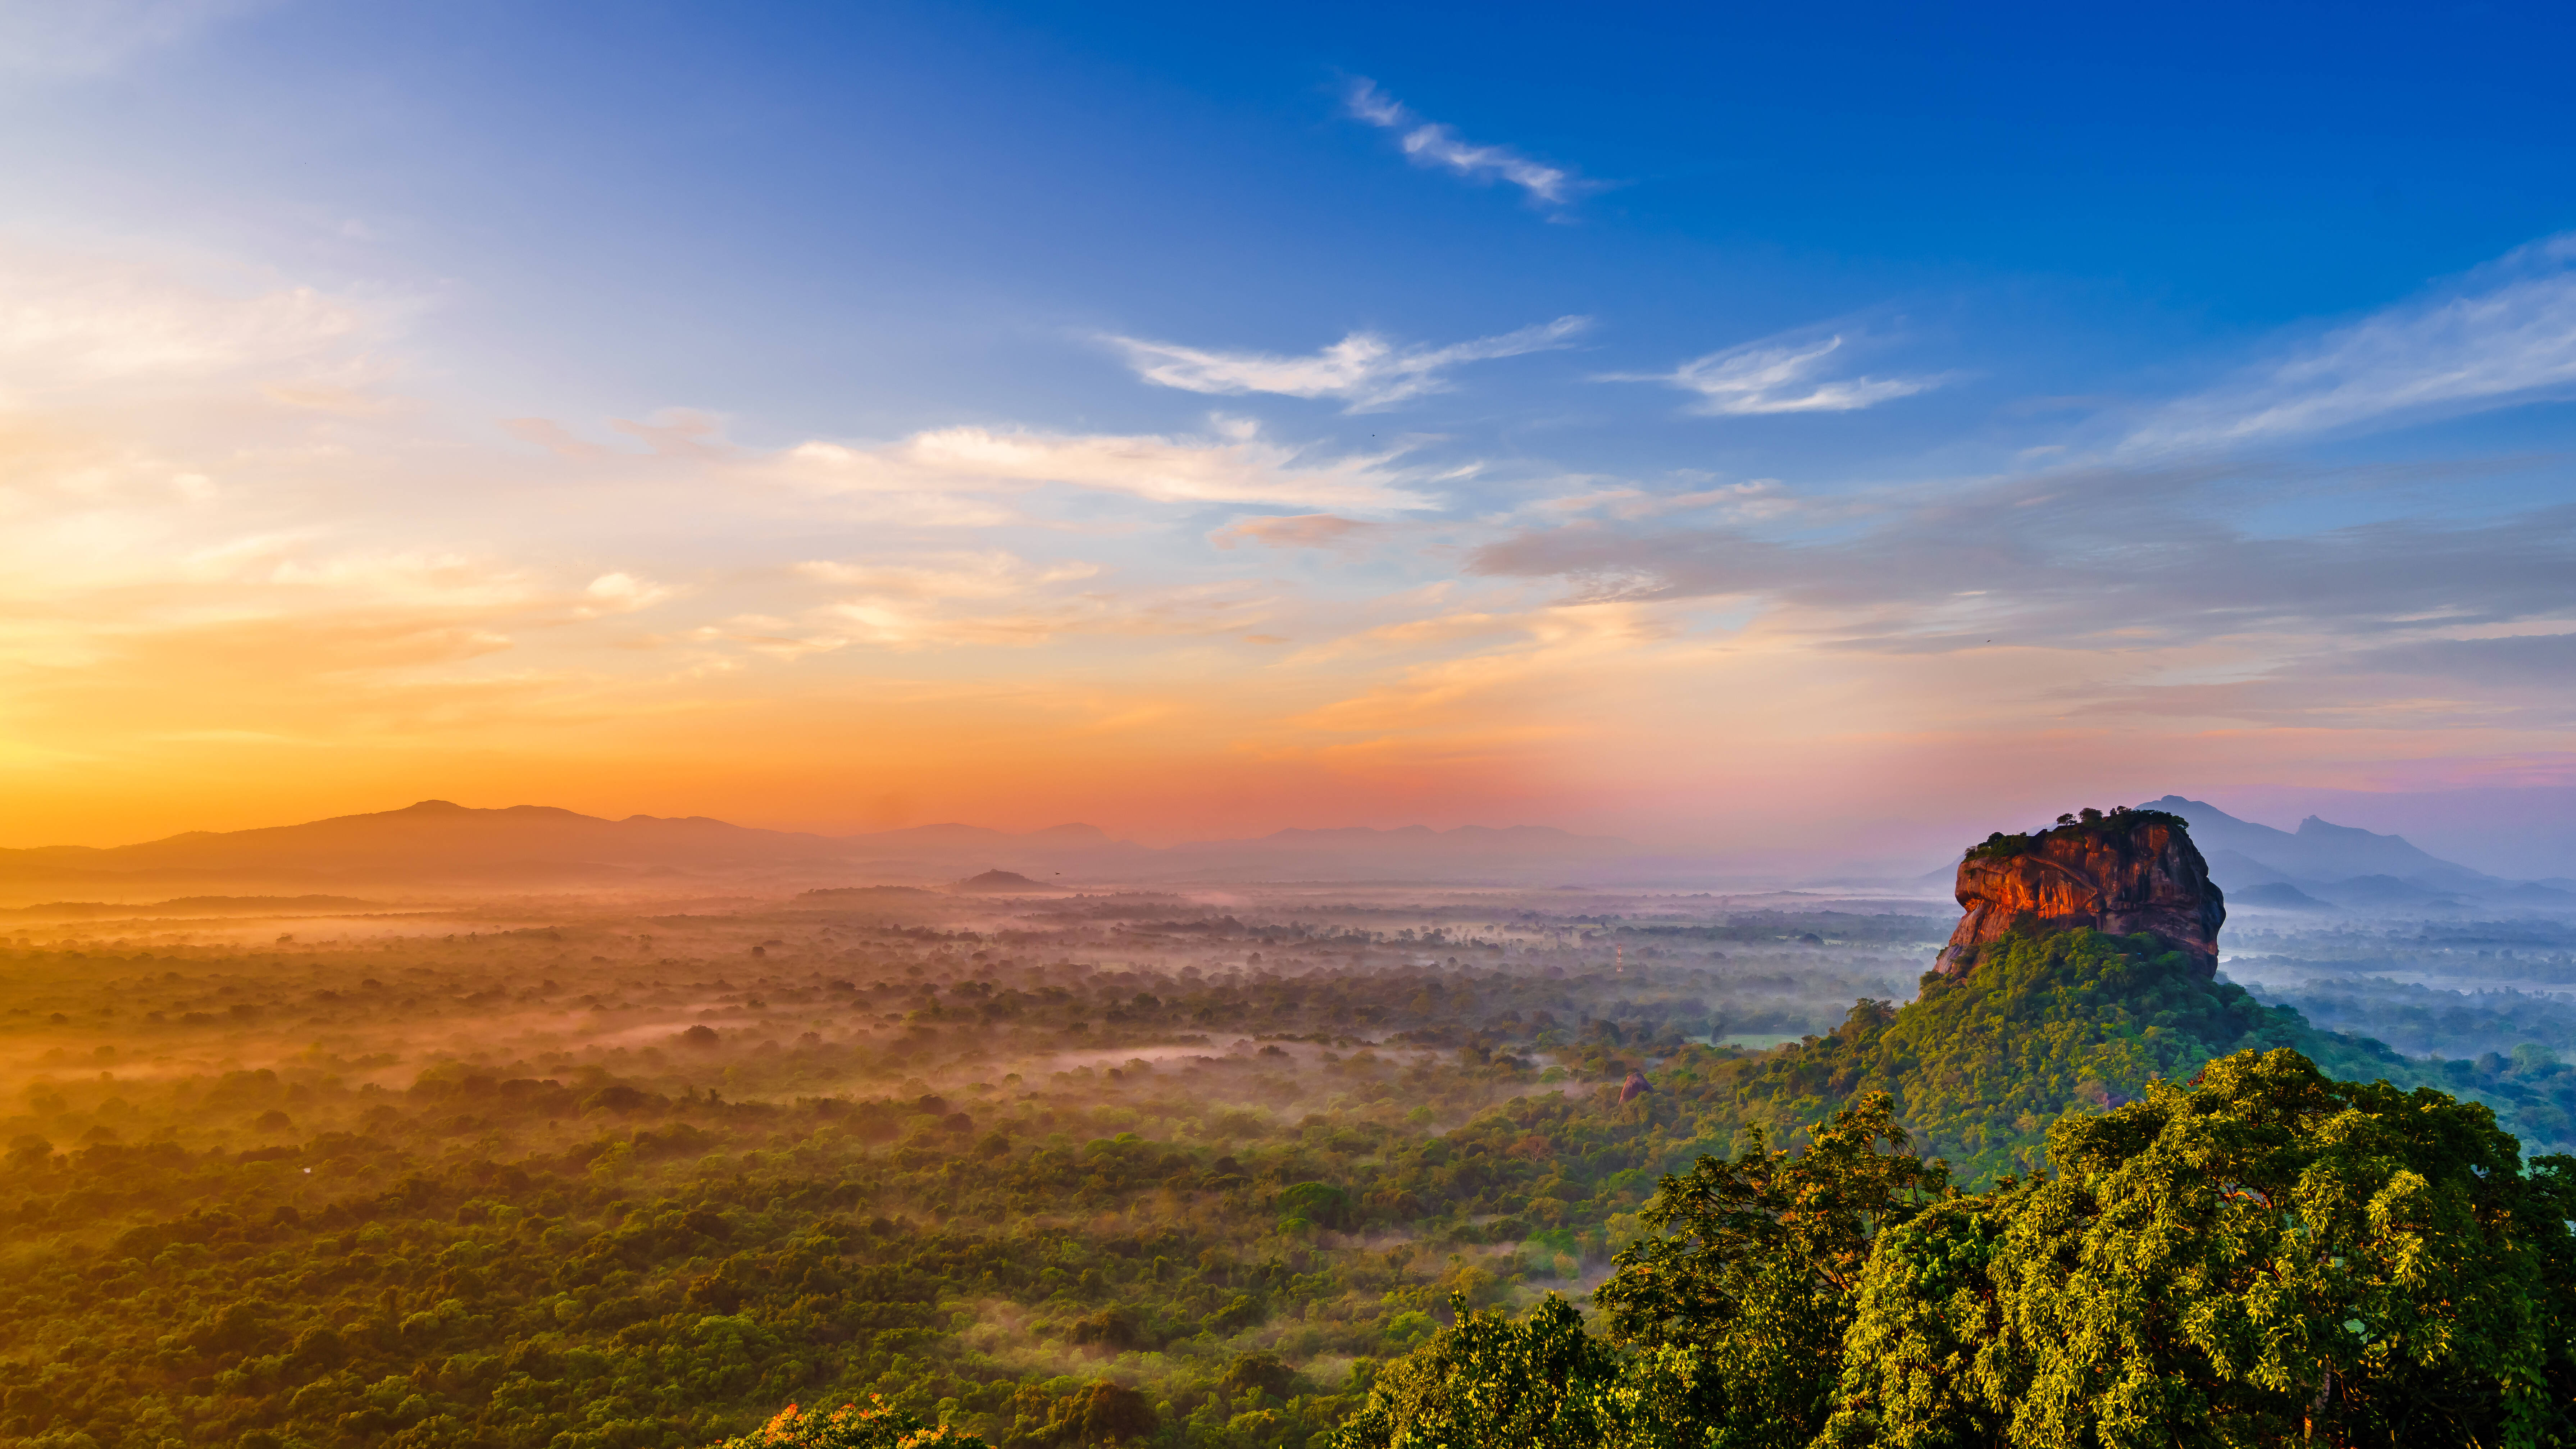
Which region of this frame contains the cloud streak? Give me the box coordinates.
[1208,514,1380,551]
[1608,333,1941,416]
[777,552,1276,651]
[2129,234,2576,452]
[1465,462,2576,661]
[1107,315,1587,410]
[0,242,388,403]
[17,211,2576,853]
[1344,79,1585,208]
[774,422,1436,511]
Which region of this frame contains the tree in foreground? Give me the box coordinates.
[1328,1292,1707,1449]
[1338,1051,2575,1449]
[1595,1093,1947,1449]
[1824,1048,2576,1448]
[1334,1094,1941,1449]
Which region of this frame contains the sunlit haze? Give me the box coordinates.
[5,2,2576,876]
[8,17,2576,1443]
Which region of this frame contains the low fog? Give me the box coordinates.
[4,872,2572,1447]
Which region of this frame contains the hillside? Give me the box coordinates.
[0,802,1684,898]
[1,812,2567,1449]
[1676,924,2435,1180]
[0,893,1925,1449]
[1331,815,2576,1449]
[1671,807,2572,1177]
[2143,793,2529,903]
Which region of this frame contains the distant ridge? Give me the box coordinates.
[1903,796,2572,913]
[0,801,1719,896]
[2140,795,2499,893]
[2136,795,2544,909]
[0,894,386,919]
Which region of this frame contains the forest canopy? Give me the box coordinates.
[1338,1056,2576,1449]
[0,885,2571,1448]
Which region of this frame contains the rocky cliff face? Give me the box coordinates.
[1935,808,2225,979]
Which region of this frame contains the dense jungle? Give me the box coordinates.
[1,873,2572,1449]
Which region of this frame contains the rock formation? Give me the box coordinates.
[1934,807,2224,980]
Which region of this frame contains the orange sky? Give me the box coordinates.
[5,199,2572,864]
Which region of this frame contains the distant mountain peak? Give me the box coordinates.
[953,868,1062,893]
[2296,814,2401,841]
[2143,792,2504,901]
[3,801,1677,893]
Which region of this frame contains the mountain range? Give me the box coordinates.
[5,795,2571,907]
[2136,795,2575,910]
[0,799,1667,899]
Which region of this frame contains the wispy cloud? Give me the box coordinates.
[2127,234,2576,452]
[773,420,1437,511]
[1208,514,1381,551]
[1526,479,1803,522]
[1344,79,1586,208]
[1464,459,2576,664]
[1609,333,1942,416]
[780,553,1276,651]
[1107,316,1587,410]
[0,241,388,401]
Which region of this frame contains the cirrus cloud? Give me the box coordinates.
[1107,315,1588,411]
[2127,233,2576,453]
[773,421,1437,511]
[1344,79,1589,209]
[1607,333,1943,416]
[0,241,391,403]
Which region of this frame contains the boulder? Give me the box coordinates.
[1935,808,2224,980]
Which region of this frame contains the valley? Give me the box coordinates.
[0,811,2570,1448]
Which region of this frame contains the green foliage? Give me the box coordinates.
[1357,1051,2576,1449]
[1688,926,2381,1181]
[1816,1191,2019,1449]
[2242,976,2576,1147]
[2,902,1926,1449]
[1962,806,2185,862]
[1594,1094,1945,1448]
[1329,1294,1706,1449]
[1824,1048,2576,1448]
[1276,1182,1352,1231]
[10,885,2573,1448]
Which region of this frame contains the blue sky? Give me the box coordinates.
[3,0,2574,870]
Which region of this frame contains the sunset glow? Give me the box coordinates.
[3,4,2573,874]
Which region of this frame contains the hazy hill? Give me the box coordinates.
[1901,794,2570,914]
[2142,794,2501,893]
[1,801,852,872]
[40,794,2548,905]
[952,869,1065,893]
[0,801,1700,899]
[0,894,387,919]
[1703,810,2571,1176]
[0,801,1114,897]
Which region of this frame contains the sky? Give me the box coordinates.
[4,0,2575,872]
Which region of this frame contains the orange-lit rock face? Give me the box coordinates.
[1934,814,2225,980]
